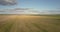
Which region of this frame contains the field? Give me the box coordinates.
[0,15,60,32]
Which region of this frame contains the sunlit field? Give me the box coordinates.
[0,14,60,32]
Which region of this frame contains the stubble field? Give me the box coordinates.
[0,15,60,32]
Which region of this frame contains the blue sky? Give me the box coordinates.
[0,0,60,10]
[17,0,60,10]
[0,0,60,14]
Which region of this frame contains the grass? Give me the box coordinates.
[0,21,14,32]
[0,14,60,32]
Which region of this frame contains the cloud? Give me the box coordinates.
[41,10,60,14]
[0,8,40,14]
[0,8,60,14]
[0,0,17,6]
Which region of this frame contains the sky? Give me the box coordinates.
[0,0,60,14]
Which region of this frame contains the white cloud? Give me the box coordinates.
[0,8,60,14]
[0,8,40,14]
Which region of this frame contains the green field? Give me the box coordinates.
[0,15,60,32]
